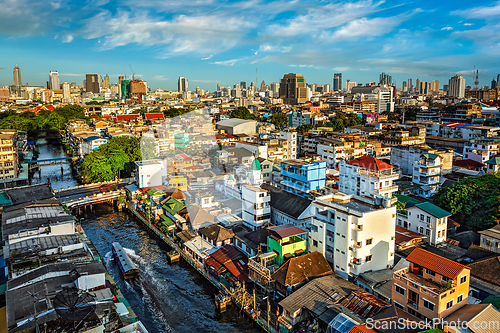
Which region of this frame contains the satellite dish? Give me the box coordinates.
[53,289,96,322]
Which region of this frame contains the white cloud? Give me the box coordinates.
[153,75,169,80]
[201,55,212,60]
[451,1,500,18]
[63,34,73,43]
[441,26,453,31]
[258,44,292,53]
[210,59,240,66]
[334,67,349,71]
[324,16,405,42]
[463,23,473,26]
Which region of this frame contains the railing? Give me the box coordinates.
[394,271,440,299]
[356,168,399,180]
[408,299,418,310]
[375,185,398,193]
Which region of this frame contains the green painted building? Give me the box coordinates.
[267,224,307,265]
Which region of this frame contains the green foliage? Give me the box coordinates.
[80,136,150,183]
[433,173,500,231]
[382,111,399,123]
[271,113,287,130]
[296,124,315,134]
[230,107,254,120]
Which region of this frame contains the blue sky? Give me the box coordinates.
[1,0,500,91]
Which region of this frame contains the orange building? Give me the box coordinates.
[392,248,470,321]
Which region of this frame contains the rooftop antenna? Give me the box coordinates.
[473,65,479,90]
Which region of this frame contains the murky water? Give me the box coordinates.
[33,139,260,333]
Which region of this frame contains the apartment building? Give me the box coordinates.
[317,138,376,169]
[338,156,399,200]
[309,193,396,280]
[478,224,500,254]
[0,130,18,181]
[412,153,442,195]
[390,145,454,175]
[81,136,109,155]
[396,197,451,246]
[463,137,500,164]
[280,159,326,197]
[241,185,271,230]
[392,248,470,320]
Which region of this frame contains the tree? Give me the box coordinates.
[271,113,287,130]
[382,111,399,123]
[333,118,344,130]
[296,124,315,134]
[230,107,254,120]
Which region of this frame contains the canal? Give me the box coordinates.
[32,139,261,333]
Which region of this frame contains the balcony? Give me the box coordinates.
[394,268,456,300]
[407,299,418,310]
[356,168,399,180]
[375,184,398,194]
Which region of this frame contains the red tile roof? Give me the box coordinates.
[205,245,248,282]
[406,248,471,279]
[116,114,140,121]
[178,153,193,161]
[395,226,426,246]
[453,159,486,169]
[144,113,164,119]
[349,326,377,333]
[268,224,307,240]
[447,218,460,229]
[346,155,394,171]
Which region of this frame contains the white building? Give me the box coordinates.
[309,194,396,280]
[242,185,271,230]
[178,76,189,92]
[339,156,399,200]
[81,136,109,156]
[134,160,167,188]
[412,153,442,195]
[279,130,297,160]
[396,199,451,246]
[449,75,466,98]
[48,70,60,90]
[463,137,500,164]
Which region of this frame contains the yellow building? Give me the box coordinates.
[166,174,187,192]
[0,130,18,181]
[392,248,470,321]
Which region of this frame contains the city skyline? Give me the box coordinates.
[1,0,500,91]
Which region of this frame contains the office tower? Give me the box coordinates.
[102,74,110,90]
[62,82,71,101]
[240,81,246,90]
[324,84,330,93]
[430,80,440,93]
[402,81,407,92]
[333,73,342,91]
[443,85,449,92]
[448,75,466,98]
[13,65,21,87]
[492,80,497,89]
[419,81,428,95]
[48,71,60,90]
[85,74,100,93]
[346,80,357,93]
[416,79,420,94]
[216,84,221,91]
[379,72,392,85]
[279,73,307,105]
[408,78,413,92]
[178,76,188,92]
[497,75,500,89]
[260,80,266,92]
[270,82,280,97]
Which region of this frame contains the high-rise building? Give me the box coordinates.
[419,81,429,95]
[448,75,466,98]
[48,71,60,90]
[62,82,71,101]
[216,83,221,91]
[416,79,420,94]
[492,79,497,89]
[323,84,330,94]
[430,80,440,93]
[178,76,188,92]
[402,81,407,92]
[85,74,100,93]
[260,80,267,92]
[379,72,392,85]
[279,73,307,105]
[333,73,342,91]
[408,78,413,92]
[346,80,357,93]
[102,74,110,90]
[240,81,246,90]
[497,74,500,89]
[13,65,21,87]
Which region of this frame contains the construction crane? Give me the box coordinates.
[129,64,136,81]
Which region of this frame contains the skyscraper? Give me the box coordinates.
[102,74,110,90]
[333,73,342,91]
[497,74,500,89]
[402,81,407,92]
[279,73,307,105]
[415,79,420,94]
[48,71,60,90]
[240,81,246,90]
[448,75,466,98]
[492,79,497,89]
[85,74,100,93]
[260,80,266,92]
[13,65,21,87]
[62,82,71,101]
[379,72,392,85]
[178,77,188,92]
[430,80,440,93]
[408,78,413,92]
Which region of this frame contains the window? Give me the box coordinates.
[391,236,395,240]
[427,216,431,223]
[460,276,467,284]
[311,225,318,232]
[457,294,463,303]
[446,300,453,309]
[365,255,372,262]
[442,276,450,283]
[312,240,318,247]
[423,299,435,312]
[395,284,405,296]
[425,229,430,236]
[366,238,373,246]
[394,302,405,310]
[420,214,424,221]
[426,269,436,277]
[437,231,441,238]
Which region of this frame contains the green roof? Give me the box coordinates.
[146,188,164,197]
[422,153,439,160]
[414,202,451,219]
[252,158,261,171]
[486,157,500,165]
[160,214,175,226]
[0,192,12,206]
[162,197,185,215]
[395,194,421,205]
[481,296,500,309]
